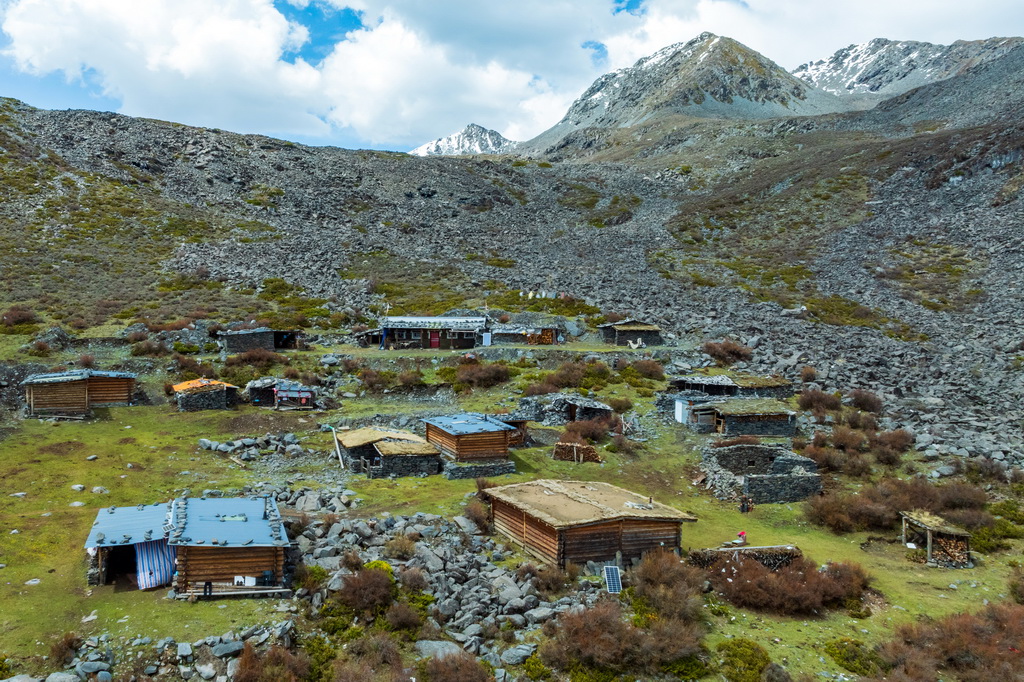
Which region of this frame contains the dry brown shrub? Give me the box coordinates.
[475,477,496,495]
[708,556,869,616]
[849,389,883,414]
[937,483,988,510]
[464,499,489,532]
[125,330,149,343]
[831,426,866,452]
[712,435,761,448]
[811,431,828,447]
[50,632,81,666]
[423,651,493,682]
[702,339,753,365]
[534,565,572,597]
[331,660,373,682]
[522,381,558,396]
[803,445,847,472]
[871,429,913,453]
[610,433,639,457]
[604,312,626,323]
[630,549,705,621]
[516,563,538,581]
[564,415,617,443]
[226,348,289,369]
[397,370,425,387]
[607,396,634,413]
[341,549,364,572]
[805,495,854,533]
[798,389,841,412]
[873,446,902,467]
[2,304,37,326]
[399,567,428,592]
[385,602,422,631]
[383,535,416,560]
[941,508,995,530]
[347,632,402,670]
[174,354,218,379]
[800,365,817,382]
[630,359,665,380]
[335,567,394,616]
[77,354,96,368]
[234,643,310,682]
[283,367,301,380]
[145,318,193,333]
[843,454,873,478]
[845,410,879,431]
[456,362,510,389]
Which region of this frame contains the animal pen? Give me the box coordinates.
[901,511,973,568]
[22,369,136,418]
[485,479,696,567]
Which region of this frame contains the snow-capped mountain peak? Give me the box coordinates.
[410,123,516,156]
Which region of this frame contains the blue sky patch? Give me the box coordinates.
[613,0,645,15]
[582,40,609,67]
[273,1,364,64]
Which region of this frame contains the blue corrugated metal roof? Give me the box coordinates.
[382,316,486,331]
[84,497,289,549]
[421,413,517,435]
[23,369,137,385]
[168,497,289,548]
[84,502,171,548]
[275,380,313,396]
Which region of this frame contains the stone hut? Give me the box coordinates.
[689,399,796,437]
[218,328,300,353]
[336,427,441,478]
[701,443,821,503]
[172,379,239,412]
[598,319,663,347]
[510,393,614,426]
[668,372,792,400]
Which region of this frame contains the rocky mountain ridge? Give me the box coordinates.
[410,123,517,156]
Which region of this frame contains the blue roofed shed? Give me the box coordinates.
[422,413,517,461]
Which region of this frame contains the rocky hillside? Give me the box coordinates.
[411,123,517,156]
[793,36,1024,107]
[519,32,844,155]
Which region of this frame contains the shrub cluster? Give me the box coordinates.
[706,556,870,616]
[800,425,913,476]
[455,360,511,390]
[563,415,619,443]
[334,564,396,617]
[2,304,37,326]
[225,348,289,370]
[628,359,665,381]
[523,360,610,395]
[797,389,842,412]
[702,339,752,365]
[234,643,309,682]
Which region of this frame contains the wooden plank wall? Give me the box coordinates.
[426,425,509,460]
[87,377,134,405]
[491,499,559,565]
[175,547,283,589]
[562,519,681,566]
[27,382,89,412]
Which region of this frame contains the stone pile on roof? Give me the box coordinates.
[421,413,517,435]
[22,369,136,385]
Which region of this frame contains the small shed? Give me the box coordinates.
[336,427,441,477]
[421,413,517,461]
[669,373,792,400]
[367,316,488,350]
[490,324,561,346]
[901,511,973,568]
[598,319,663,347]
[218,328,300,353]
[84,497,291,596]
[172,379,239,412]
[22,369,136,417]
[689,399,796,437]
[494,416,529,446]
[273,380,315,410]
[486,479,696,567]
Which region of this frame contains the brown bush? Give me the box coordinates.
[607,397,634,413]
[534,565,573,598]
[873,445,902,467]
[805,495,854,533]
[831,426,866,452]
[27,340,51,356]
[283,367,301,380]
[936,483,988,510]
[50,632,81,666]
[357,368,389,391]
[77,354,96,368]
[2,304,37,326]
[941,508,995,530]
[871,429,913,453]
[564,415,617,443]
[397,370,425,387]
[399,567,428,592]
[629,549,705,622]
[125,330,149,343]
[876,603,1024,681]
[800,365,817,382]
[226,348,289,369]
[713,435,761,448]
[708,556,869,616]
[234,643,309,682]
[383,535,417,560]
[604,312,626,323]
[475,477,496,495]
[456,362,510,389]
[423,651,493,682]
[849,389,883,414]
[630,359,665,380]
[702,339,753,365]
[174,354,217,379]
[516,563,538,581]
[385,602,422,632]
[130,340,168,357]
[843,454,873,478]
[522,381,558,396]
[803,445,847,472]
[798,389,841,411]
[610,433,639,457]
[335,567,394,616]
[341,549,363,572]
[346,632,401,670]
[464,499,489,532]
[146,318,193,333]
[843,410,878,431]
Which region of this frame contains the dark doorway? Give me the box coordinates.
[273,331,298,349]
[105,545,138,590]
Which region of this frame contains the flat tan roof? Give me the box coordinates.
[487,479,696,529]
[337,427,426,449]
[374,441,439,456]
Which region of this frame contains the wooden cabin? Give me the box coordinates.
[901,511,973,568]
[218,327,300,353]
[172,379,239,412]
[486,479,696,567]
[336,427,441,478]
[668,373,792,400]
[22,369,136,417]
[84,497,291,597]
[362,316,488,350]
[689,399,796,437]
[273,380,315,410]
[598,319,663,347]
[421,413,517,461]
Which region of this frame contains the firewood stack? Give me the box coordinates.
[552,441,602,463]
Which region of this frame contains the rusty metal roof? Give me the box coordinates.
[171,378,237,394]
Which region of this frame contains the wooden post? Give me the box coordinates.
[926,529,933,563]
[901,517,907,545]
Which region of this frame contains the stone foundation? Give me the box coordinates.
[367,455,442,479]
[443,460,516,480]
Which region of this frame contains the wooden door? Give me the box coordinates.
[429,331,440,348]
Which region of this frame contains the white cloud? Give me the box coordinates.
[2,0,1024,149]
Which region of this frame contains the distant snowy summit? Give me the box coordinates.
[793,36,1024,105]
[410,123,517,156]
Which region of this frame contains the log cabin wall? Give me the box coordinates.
[175,546,284,589]
[86,377,135,405]
[27,381,89,413]
[561,519,681,566]
[491,499,559,565]
[425,425,510,460]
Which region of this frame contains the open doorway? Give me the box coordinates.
[104,545,138,590]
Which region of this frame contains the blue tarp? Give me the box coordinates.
[135,539,176,589]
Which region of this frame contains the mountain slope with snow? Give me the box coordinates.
[410,123,516,156]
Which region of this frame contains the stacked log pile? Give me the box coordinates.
[552,441,602,463]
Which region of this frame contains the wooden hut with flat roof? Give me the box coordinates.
[901,511,973,568]
[421,413,517,461]
[598,319,663,347]
[22,369,136,417]
[218,328,300,353]
[485,479,696,567]
[361,316,488,350]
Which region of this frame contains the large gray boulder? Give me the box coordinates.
[414,640,463,660]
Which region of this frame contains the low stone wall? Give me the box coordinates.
[722,416,795,437]
[744,473,822,504]
[443,460,516,480]
[552,441,602,463]
[177,389,229,412]
[369,455,442,479]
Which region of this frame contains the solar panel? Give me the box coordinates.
[603,565,622,594]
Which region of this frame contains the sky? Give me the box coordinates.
[0,0,1022,151]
